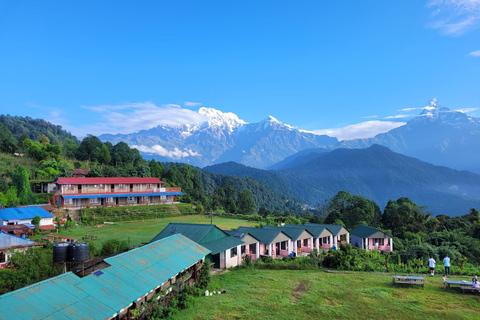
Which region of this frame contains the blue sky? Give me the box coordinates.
[1,0,479,140]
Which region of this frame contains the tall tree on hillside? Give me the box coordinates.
[11,165,34,205]
[0,122,16,153]
[76,135,103,162]
[149,159,165,179]
[111,142,134,167]
[98,144,112,165]
[382,197,429,237]
[62,138,78,159]
[237,189,256,215]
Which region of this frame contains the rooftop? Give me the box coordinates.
[350,225,392,239]
[56,177,164,185]
[0,206,54,221]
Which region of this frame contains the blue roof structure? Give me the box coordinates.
[0,233,40,250]
[0,207,54,221]
[62,192,183,199]
[0,234,210,320]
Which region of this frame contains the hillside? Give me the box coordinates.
[277,145,480,215]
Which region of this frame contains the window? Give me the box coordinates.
[66,199,73,205]
[108,197,114,203]
[90,198,98,204]
[88,184,97,190]
[98,184,105,189]
[119,184,126,190]
[373,238,385,246]
[297,240,301,248]
[67,185,75,191]
[323,236,330,244]
[241,245,246,254]
[280,241,287,250]
[230,247,238,257]
[128,196,135,202]
[303,239,309,247]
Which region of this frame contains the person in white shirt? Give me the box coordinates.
[428,256,436,276]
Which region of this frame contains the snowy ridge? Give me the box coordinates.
[198,107,247,132]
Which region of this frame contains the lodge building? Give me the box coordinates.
[54,177,183,208]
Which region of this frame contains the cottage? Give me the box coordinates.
[263,225,315,255]
[236,226,292,258]
[224,230,261,261]
[150,223,244,269]
[0,207,54,230]
[304,223,350,249]
[0,233,43,268]
[284,224,333,251]
[55,177,183,208]
[350,224,393,252]
[0,234,209,320]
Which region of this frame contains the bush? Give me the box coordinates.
[196,262,211,289]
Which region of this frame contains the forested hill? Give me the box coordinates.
[0,115,79,145]
[277,144,480,216]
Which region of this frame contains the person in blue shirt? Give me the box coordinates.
[443,255,450,275]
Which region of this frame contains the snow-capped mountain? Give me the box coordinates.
[338,99,480,174]
[98,107,338,168]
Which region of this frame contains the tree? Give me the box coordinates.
[98,144,111,165]
[237,189,256,215]
[31,215,41,228]
[0,122,16,153]
[62,138,78,159]
[149,159,165,179]
[76,135,103,162]
[382,197,429,237]
[38,135,50,145]
[11,165,34,205]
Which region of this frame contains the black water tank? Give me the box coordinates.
[69,242,90,262]
[53,242,70,263]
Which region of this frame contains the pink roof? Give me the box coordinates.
[56,177,164,185]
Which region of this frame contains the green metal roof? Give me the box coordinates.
[201,236,245,255]
[262,225,314,241]
[223,230,261,242]
[236,226,291,244]
[284,224,329,238]
[350,225,391,239]
[304,223,347,236]
[150,223,228,244]
[0,234,210,320]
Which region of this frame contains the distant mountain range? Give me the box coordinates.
[205,145,480,216]
[339,99,480,174]
[100,100,480,175]
[99,107,337,169]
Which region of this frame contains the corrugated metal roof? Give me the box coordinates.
[62,192,183,199]
[236,226,291,244]
[262,225,314,241]
[0,233,41,250]
[223,230,261,242]
[350,224,391,239]
[304,223,348,236]
[201,237,244,255]
[0,207,54,221]
[0,234,210,320]
[150,223,229,244]
[284,224,329,238]
[56,177,164,185]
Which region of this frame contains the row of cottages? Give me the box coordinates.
[0,207,55,230]
[54,177,183,208]
[150,223,244,269]
[350,224,393,251]
[0,234,210,320]
[0,233,43,268]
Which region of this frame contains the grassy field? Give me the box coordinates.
[171,269,480,320]
[34,215,258,247]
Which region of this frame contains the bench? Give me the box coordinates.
[393,276,424,288]
[445,280,473,289]
[460,285,480,294]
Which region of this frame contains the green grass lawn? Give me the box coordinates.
[34,215,257,247]
[171,269,480,320]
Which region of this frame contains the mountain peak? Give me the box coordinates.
[198,107,247,131]
[264,115,282,124]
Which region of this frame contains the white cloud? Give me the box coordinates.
[68,101,210,136]
[399,107,417,112]
[384,114,415,119]
[455,107,478,113]
[131,144,201,159]
[427,0,480,35]
[470,49,480,56]
[313,120,406,141]
[184,102,202,107]
[362,115,378,119]
[422,106,437,110]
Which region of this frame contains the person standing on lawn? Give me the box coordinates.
[443,254,451,275]
[428,256,436,276]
